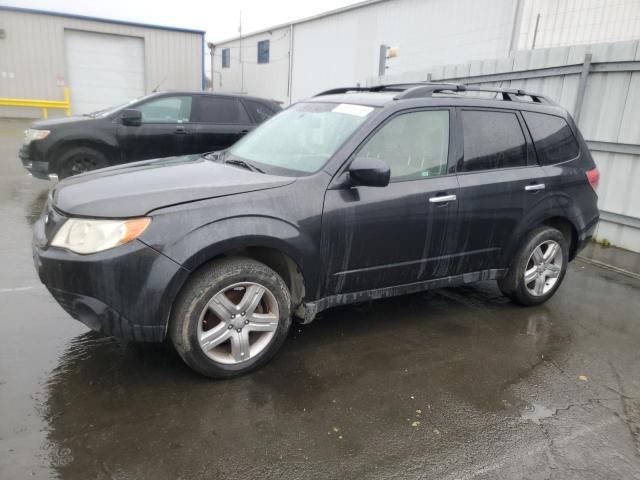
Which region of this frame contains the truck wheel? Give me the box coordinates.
[170,257,292,378]
[498,226,568,306]
[58,147,108,179]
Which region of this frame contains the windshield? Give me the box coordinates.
[87,97,142,118]
[228,102,375,174]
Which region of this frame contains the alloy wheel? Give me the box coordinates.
[524,240,563,296]
[197,282,280,364]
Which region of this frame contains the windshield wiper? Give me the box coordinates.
[224,158,264,173]
[202,151,224,161]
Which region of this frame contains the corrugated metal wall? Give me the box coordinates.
[365,40,640,253]
[0,8,203,117]
[516,0,640,50]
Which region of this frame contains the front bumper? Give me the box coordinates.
[20,144,52,180]
[32,212,190,342]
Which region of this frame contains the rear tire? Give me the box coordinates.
[58,147,108,179]
[498,226,568,306]
[169,257,292,378]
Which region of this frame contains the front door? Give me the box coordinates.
[320,109,459,295]
[117,95,196,162]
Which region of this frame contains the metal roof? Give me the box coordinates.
[0,5,206,35]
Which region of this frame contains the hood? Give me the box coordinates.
[31,115,96,129]
[53,155,296,218]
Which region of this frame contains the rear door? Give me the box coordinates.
[191,95,255,152]
[117,94,195,161]
[452,108,547,273]
[321,108,460,294]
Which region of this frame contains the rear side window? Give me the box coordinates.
[461,110,527,172]
[244,100,276,123]
[193,96,250,124]
[523,111,579,165]
[355,110,450,182]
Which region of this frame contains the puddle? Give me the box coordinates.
[520,403,556,424]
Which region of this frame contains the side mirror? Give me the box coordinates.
[121,109,142,126]
[348,157,390,187]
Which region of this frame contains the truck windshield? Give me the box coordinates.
[228,102,375,174]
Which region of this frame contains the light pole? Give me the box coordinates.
[207,42,215,91]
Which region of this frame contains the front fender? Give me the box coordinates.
[49,131,119,169]
[146,214,321,297]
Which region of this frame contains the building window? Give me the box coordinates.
[222,48,230,68]
[257,40,270,64]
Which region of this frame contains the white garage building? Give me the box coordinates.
[0,6,205,117]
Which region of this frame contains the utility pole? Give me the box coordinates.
[507,0,524,54]
[531,13,541,49]
[239,11,244,93]
[207,42,215,91]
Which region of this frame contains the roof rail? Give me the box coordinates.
[314,82,553,105]
[393,83,552,104]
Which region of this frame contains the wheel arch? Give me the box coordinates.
[503,210,580,266]
[167,242,307,330]
[49,138,118,174]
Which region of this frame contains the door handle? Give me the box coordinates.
[174,126,187,134]
[524,183,545,191]
[429,194,457,203]
[239,129,250,136]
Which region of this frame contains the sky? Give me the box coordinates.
[2,0,364,41]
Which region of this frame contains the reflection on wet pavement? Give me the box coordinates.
[1,119,639,479]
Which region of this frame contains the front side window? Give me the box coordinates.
[137,96,192,124]
[228,102,374,174]
[461,110,527,172]
[354,110,449,181]
[221,48,230,68]
[523,111,579,165]
[193,96,250,124]
[257,40,270,64]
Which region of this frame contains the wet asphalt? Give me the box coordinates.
[0,118,639,480]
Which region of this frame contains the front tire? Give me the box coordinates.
[498,226,568,306]
[58,147,108,179]
[169,257,292,378]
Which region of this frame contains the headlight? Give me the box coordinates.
[50,217,151,254]
[24,128,51,144]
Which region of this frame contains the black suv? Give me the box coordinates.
[20,91,281,179]
[33,83,600,378]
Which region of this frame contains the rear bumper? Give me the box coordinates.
[574,214,599,257]
[32,213,191,342]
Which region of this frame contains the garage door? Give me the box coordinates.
[64,30,145,115]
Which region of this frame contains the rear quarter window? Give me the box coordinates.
[523,111,580,165]
[244,100,277,123]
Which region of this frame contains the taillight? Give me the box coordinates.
[586,168,599,191]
